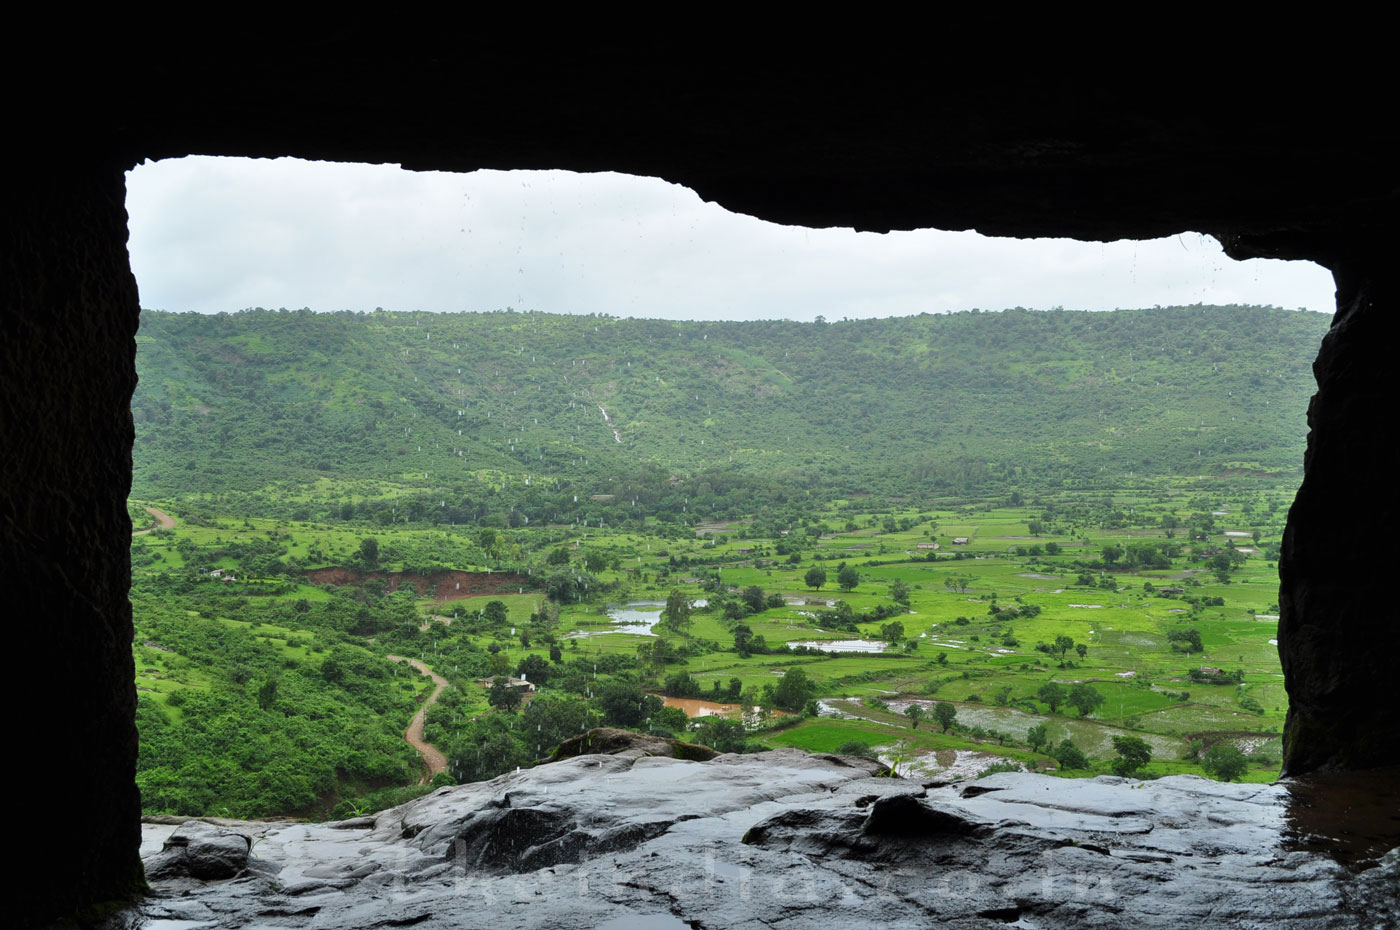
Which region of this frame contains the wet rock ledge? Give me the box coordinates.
[131,746,1398,929]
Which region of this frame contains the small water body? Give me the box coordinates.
[789,639,888,653]
[601,599,709,637]
[1282,765,1400,868]
[660,696,740,718]
[606,601,664,636]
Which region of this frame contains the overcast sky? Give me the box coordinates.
[125,156,1335,321]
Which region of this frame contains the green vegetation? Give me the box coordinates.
[130,305,1309,818]
[132,305,1326,511]
[1202,742,1249,781]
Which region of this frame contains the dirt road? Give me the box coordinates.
[132,506,176,536]
[387,656,450,782]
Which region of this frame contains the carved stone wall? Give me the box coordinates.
[5,161,144,926]
[1279,253,1397,772]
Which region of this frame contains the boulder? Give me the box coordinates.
[143,820,251,880]
[549,726,719,761]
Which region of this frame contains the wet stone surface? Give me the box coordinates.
[126,753,1399,929]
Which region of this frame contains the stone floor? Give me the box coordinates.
[125,750,1399,929]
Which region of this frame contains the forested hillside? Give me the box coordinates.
[133,306,1329,515]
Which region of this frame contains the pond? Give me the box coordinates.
[569,599,711,638]
[788,639,888,653]
[659,696,741,718]
[607,600,665,636]
[786,596,835,607]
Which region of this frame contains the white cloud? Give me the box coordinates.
[125,156,1335,319]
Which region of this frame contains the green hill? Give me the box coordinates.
[133,305,1329,512]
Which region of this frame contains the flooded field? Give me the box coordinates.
[789,639,889,653]
[568,599,710,638]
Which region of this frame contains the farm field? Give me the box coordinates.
[131,477,1295,817]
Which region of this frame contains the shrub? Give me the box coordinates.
[834,740,877,759]
[976,761,1023,778]
[1053,739,1088,770]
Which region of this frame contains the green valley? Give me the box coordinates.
[129,305,1322,818]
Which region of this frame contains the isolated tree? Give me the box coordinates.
[906,704,925,729]
[804,567,827,590]
[933,701,957,733]
[663,588,692,634]
[772,668,815,712]
[1066,683,1105,717]
[1076,643,1088,660]
[488,676,521,712]
[1111,736,1152,777]
[1054,635,1075,660]
[890,578,911,606]
[357,536,380,569]
[837,564,859,592]
[741,585,767,614]
[1037,681,1066,713]
[733,623,754,656]
[1201,743,1248,782]
[1026,723,1049,752]
[1053,739,1088,770]
[483,600,509,627]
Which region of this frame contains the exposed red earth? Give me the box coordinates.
[303,568,531,602]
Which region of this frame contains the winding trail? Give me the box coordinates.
[133,506,176,536]
[388,656,450,782]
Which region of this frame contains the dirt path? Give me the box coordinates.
[388,656,450,782]
[133,506,176,536]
